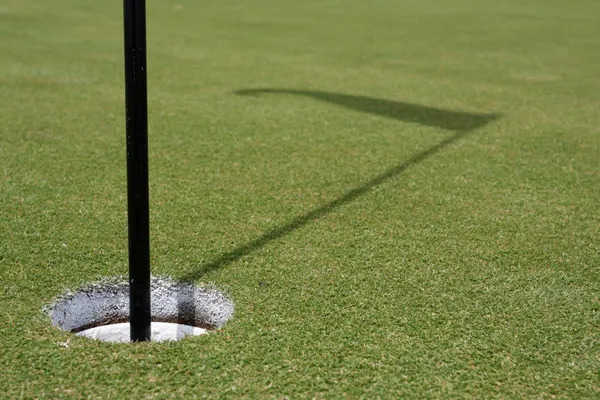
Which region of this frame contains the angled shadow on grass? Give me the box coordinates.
[180,89,500,282]
[235,89,496,132]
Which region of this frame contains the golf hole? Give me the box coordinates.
[46,276,234,343]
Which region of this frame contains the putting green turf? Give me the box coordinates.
[1,0,599,397]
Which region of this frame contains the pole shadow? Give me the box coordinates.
[180,89,500,282]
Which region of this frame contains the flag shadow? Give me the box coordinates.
[180,89,500,282]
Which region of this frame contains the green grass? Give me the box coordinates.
[1,0,599,397]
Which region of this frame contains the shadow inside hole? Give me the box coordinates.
[48,277,233,337]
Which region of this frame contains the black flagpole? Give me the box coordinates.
[124,0,151,342]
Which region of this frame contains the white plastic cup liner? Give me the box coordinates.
[77,322,208,343]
